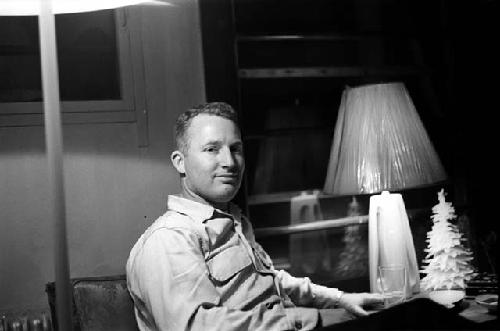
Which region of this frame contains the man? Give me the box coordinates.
[126,102,383,330]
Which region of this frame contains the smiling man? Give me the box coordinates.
[126,102,382,331]
[171,104,245,210]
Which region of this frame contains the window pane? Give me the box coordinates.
[0,16,41,102]
[56,10,120,101]
[0,10,120,103]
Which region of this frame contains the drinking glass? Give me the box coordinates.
[378,265,406,307]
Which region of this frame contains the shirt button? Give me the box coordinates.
[294,321,302,330]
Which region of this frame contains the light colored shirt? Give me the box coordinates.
[126,195,344,331]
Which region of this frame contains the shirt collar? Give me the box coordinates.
[167,195,242,223]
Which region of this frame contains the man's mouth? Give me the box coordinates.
[217,173,238,177]
[216,174,239,182]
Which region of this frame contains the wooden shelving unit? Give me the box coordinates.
[204,1,437,195]
[199,0,445,288]
[199,0,440,219]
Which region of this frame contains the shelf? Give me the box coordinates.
[254,215,369,238]
[243,126,332,141]
[248,189,338,205]
[237,34,362,42]
[239,66,422,79]
[236,33,419,43]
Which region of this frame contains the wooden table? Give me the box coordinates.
[412,292,497,324]
[321,296,497,330]
[459,296,497,324]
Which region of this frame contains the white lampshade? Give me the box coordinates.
[323,82,446,195]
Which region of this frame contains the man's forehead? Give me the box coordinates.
[189,114,238,130]
[185,114,241,143]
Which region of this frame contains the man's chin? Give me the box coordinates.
[211,186,239,203]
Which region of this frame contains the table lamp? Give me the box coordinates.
[324,82,447,298]
[1,1,167,329]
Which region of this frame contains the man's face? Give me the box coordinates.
[177,114,245,205]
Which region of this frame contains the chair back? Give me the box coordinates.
[46,275,138,331]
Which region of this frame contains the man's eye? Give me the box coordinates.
[231,146,243,153]
[204,146,217,153]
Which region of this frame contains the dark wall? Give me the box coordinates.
[445,0,499,274]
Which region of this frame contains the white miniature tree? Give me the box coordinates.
[335,197,368,278]
[420,189,475,291]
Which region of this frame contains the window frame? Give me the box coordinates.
[0,8,148,146]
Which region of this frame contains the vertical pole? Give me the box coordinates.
[38,1,74,330]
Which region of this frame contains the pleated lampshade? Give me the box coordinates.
[323,82,447,298]
[323,82,447,195]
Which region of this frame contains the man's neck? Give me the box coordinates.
[179,190,229,212]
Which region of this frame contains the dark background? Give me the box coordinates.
[199,0,500,283]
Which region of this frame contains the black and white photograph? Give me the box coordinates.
[1,0,498,330]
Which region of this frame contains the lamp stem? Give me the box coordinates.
[38,1,73,330]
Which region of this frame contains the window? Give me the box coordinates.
[0,8,148,145]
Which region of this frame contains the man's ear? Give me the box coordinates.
[171,150,186,174]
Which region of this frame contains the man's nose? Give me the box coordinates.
[219,147,236,168]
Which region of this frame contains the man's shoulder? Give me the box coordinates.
[140,210,203,242]
[126,210,205,272]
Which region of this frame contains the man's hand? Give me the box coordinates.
[338,292,385,317]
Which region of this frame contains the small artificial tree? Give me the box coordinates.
[420,189,475,292]
[335,197,368,278]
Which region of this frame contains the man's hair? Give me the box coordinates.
[174,102,239,153]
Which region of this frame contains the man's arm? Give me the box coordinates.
[274,268,342,308]
[243,223,343,310]
[275,269,383,316]
[249,239,383,315]
[127,228,319,331]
